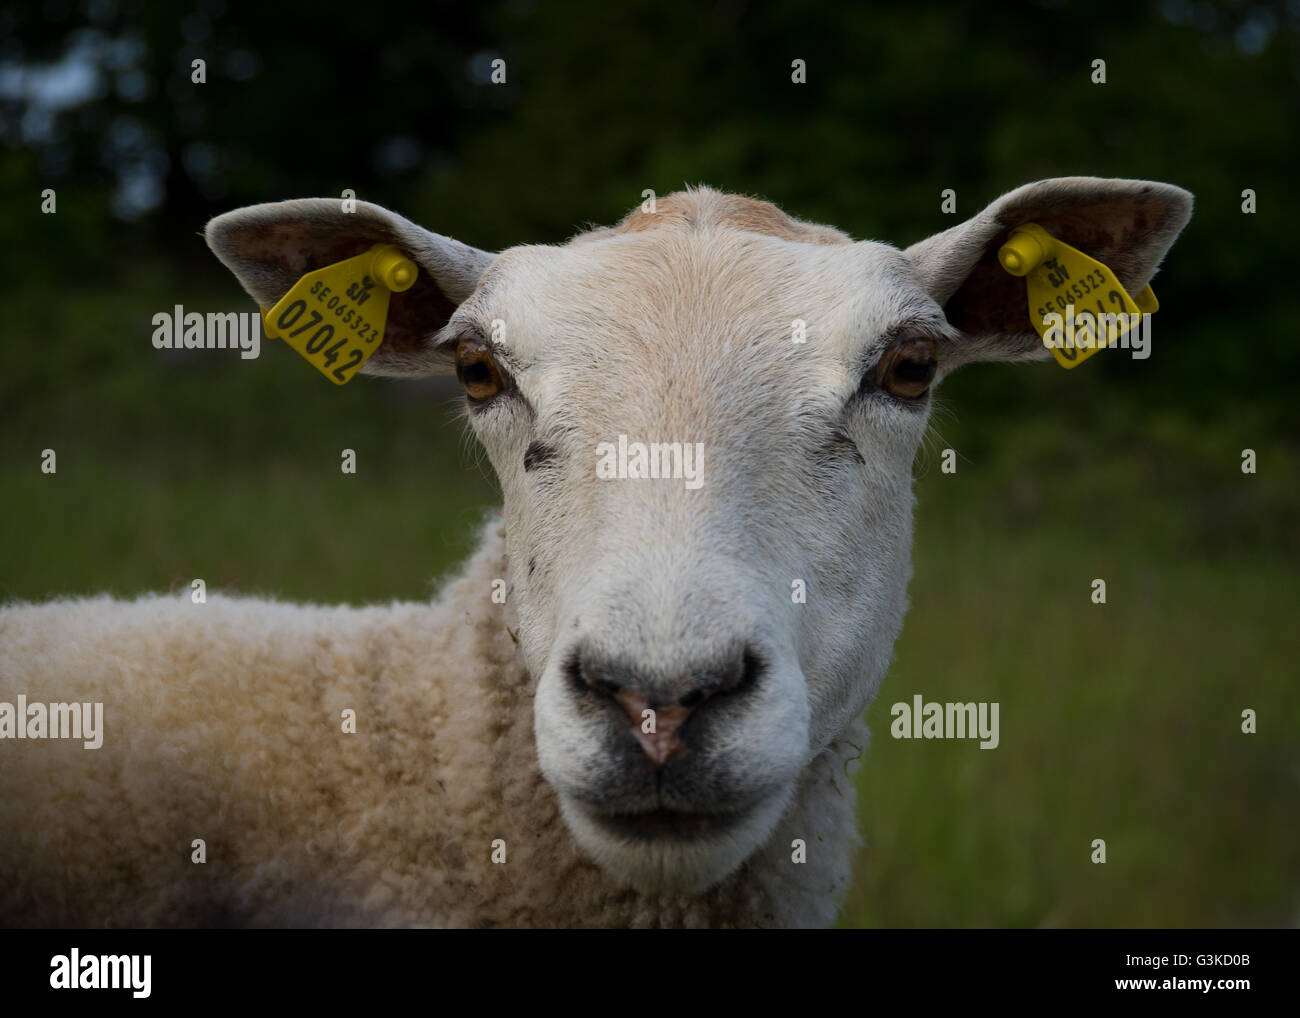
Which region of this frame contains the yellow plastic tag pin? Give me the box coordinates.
[262,243,418,384]
[997,223,1155,369]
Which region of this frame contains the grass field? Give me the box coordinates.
[846,490,1298,927]
[3,277,1296,927]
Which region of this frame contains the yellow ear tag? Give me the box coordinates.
[261,243,418,384]
[997,223,1157,369]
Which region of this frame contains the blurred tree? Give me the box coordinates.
[1,0,1296,411]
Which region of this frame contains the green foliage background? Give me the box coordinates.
[1,0,1296,926]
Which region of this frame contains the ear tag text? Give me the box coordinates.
[261,243,417,385]
[998,223,1157,369]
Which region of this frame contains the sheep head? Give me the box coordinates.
[207,179,1192,894]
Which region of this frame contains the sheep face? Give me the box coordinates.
[450,218,937,894]
[206,179,1192,897]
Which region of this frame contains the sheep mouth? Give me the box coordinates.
[592,808,747,841]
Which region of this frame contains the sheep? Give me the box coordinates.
[0,178,1192,928]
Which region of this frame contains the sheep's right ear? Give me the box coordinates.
[205,199,494,377]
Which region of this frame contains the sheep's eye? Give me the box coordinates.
[873,336,938,400]
[454,337,506,402]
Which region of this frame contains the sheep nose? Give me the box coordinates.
[611,690,694,770]
[570,647,762,771]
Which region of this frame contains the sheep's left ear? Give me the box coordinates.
[905,177,1193,367]
[205,199,494,377]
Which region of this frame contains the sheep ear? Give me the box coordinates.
[205,199,494,377]
[905,177,1193,366]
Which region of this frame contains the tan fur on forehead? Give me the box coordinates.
[594,186,851,246]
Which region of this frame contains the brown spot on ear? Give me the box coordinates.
[613,189,851,246]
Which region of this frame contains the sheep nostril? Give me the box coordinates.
[678,689,706,709]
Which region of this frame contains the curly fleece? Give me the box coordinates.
[0,520,864,928]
